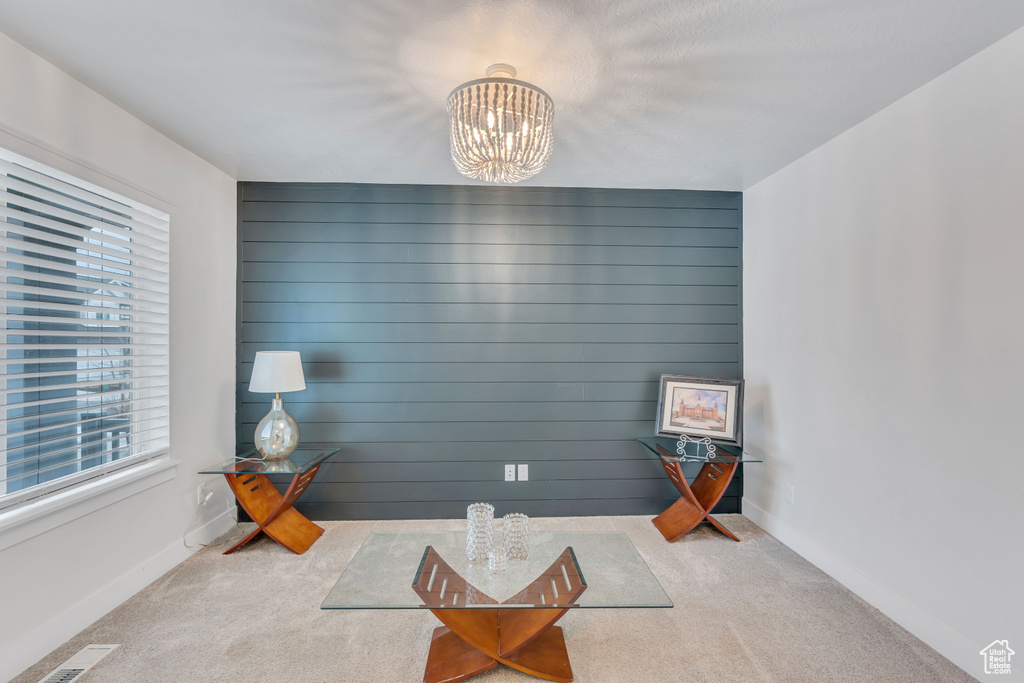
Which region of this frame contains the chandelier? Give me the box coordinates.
[447,64,554,184]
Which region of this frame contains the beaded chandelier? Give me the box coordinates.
[447,64,554,184]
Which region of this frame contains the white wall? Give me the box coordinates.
[743,25,1024,680]
[0,32,237,680]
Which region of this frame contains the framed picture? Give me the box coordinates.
[655,375,744,447]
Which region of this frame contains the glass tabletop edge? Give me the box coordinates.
[198,446,340,474]
[319,603,674,610]
[636,436,762,463]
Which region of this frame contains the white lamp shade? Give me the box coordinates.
[249,351,306,393]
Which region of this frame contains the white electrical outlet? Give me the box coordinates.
[517,464,529,481]
[784,484,795,505]
[197,483,213,506]
[504,464,516,481]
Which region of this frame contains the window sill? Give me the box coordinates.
[0,457,179,552]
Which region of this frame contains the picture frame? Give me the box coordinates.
[655,375,744,447]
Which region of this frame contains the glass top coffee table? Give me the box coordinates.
[323,530,671,683]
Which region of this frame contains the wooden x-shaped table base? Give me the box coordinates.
[413,547,587,683]
[652,444,740,543]
[222,463,324,555]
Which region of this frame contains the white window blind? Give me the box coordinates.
[0,147,169,511]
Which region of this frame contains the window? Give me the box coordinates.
[0,146,169,511]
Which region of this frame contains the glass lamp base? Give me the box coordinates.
[255,397,300,461]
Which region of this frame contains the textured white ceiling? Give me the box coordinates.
[0,0,1022,190]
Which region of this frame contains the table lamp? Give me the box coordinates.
[249,350,306,460]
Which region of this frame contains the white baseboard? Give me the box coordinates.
[742,498,983,680]
[1,507,237,682]
[184,506,238,548]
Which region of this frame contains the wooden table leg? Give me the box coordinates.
[423,626,498,683]
[652,444,739,542]
[414,547,587,683]
[222,463,324,554]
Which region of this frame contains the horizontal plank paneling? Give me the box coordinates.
[238,400,659,424]
[242,202,738,228]
[241,183,740,209]
[248,440,738,464]
[301,440,654,463]
[238,361,740,383]
[237,381,665,404]
[244,223,738,247]
[240,381,588,403]
[293,482,740,508]
[294,498,733,520]
[243,286,740,308]
[239,342,737,364]
[238,182,742,519]
[241,282,738,304]
[242,420,666,443]
[242,322,739,345]
[312,459,668,482]
[242,242,739,266]
[243,262,739,285]
[307,462,741,489]
[296,478,707,504]
[242,302,739,324]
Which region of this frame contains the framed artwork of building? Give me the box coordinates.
[655,375,744,446]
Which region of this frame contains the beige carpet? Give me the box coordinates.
[13,515,971,683]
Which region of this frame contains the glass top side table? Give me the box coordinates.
[637,436,762,543]
[323,530,671,682]
[199,447,339,555]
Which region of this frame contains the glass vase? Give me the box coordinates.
[488,545,508,574]
[466,502,494,562]
[502,512,529,560]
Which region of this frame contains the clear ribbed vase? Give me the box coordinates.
[466,503,494,562]
[502,513,529,560]
[488,545,508,574]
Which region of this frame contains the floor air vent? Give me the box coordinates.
[38,644,120,683]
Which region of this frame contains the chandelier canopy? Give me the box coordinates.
[447,64,554,184]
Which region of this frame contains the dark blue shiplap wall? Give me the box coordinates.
[237,183,742,519]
